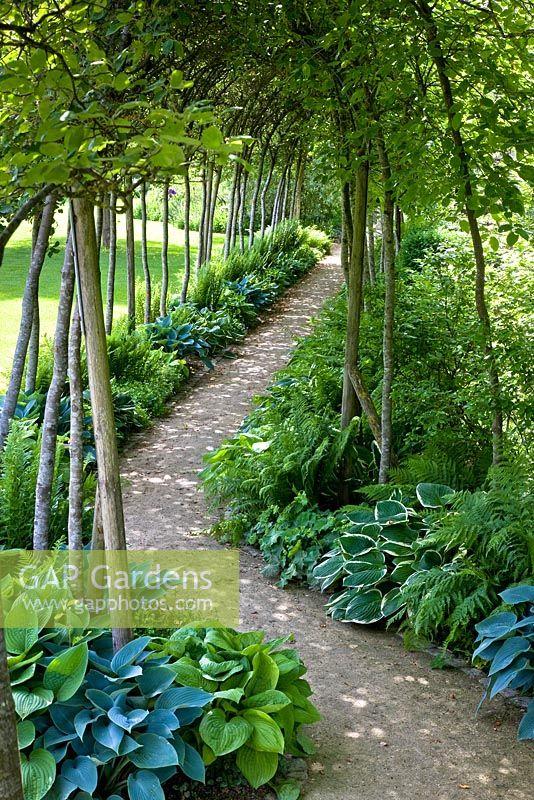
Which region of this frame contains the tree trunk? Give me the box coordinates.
[71,197,131,651]
[140,182,152,323]
[104,191,117,335]
[238,167,249,253]
[125,186,136,331]
[394,205,402,255]
[230,164,243,252]
[349,364,382,446]
[180,165,192,304]
[0,629,24,800]
[271,173,284,228]
[33,236,75,549]
[376,134,396,483]
[25,209,43,394]
[95,203,104,261]
[281,163,291,221]
[341,153,369,431]
[160,181,169,316]
[202,161,214,263]
[196,163,207,270]
[260,151,276,238]
[291,149,306,220]
[206,164,222,261]
[0,184,54,269]
[224,165,239,259]
[0,194,56,450]
[367,206,376,286]
[415,0,503,464]
[249,144,267,247]
[101,197,111,249]
[68,305,84,551]
[340,184,352,285]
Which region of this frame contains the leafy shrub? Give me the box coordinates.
[473,584,534,740]
[396,224,443,273]
[7,622,319,799]
[151,626,320,788]
[313,483,454,625]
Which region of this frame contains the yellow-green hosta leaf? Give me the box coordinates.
[20,749,56,800]
[241,710,284,754]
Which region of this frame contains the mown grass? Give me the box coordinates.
[0,210,224,384]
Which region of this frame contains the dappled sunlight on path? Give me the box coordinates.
[122,251,533,800]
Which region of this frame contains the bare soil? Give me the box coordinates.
[122,251,534,800]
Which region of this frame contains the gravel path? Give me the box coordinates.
[122,251,533,800]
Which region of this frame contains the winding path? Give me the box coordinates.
[122,251,533,800]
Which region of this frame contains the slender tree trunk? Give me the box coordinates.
[376,134,396,483]
[105,191,117,335]
[271,173,285,228]
[202,161,214,263]
[230,164,243,251]
[95,202,104,261]
[367,206,376,286]
[380,209,386,273]
[0,629,24,800]
[0,194,56,450]
[291,149,306,220]
[71,197,131,651]
[101,197,111,249]
[249,144,267,247]
[281,164,291,221]
[340,185,352,286]
[224,165,239,259]
[238,168,249,253]
[68,305,84,551]
[197,163,207,270]
[25,210,43,394]
[33,236,75,549]
[0,184,54,269]
[206,164,222,261]
[180,165,192,304]
[341,152,369,430]
[140,183,152,324]
[125,186,136,331]
[415,0,503,464]
[160,181,169,316]
[394,205,402,255]
[260,150,276,237]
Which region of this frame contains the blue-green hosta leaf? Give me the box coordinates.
[119,735,143,756]
[21,749,56,800]
[500,585,534,605]
[109,707,149,732]
[339,535,377,558]
[143,709,181,732]
[175,706,204,726]
[128,733,179,769]
[488,658,530,700]
[45,774,77,800]
[13,686,54,720]
[344,589,384,624]
[488,638,531,676]
[475,612,517,640]
[243,690,291,713]
[155,686,212,710]
[44,728,77,749]
[43,643,88,702]
[416,482,455,508]
[381,588,405,617]
[60,757,97,794]
[199,709,252,756]
[235,745,278,788]
[136,666,176,697]
[86,689,114,711]
[17,720,36,749]
[92,719,124,753]
[74,708,103,741]
[127,770,164,800]
[375,500,408,524]
[517,699,534,740]
[241,710,284,753]
[110,636,151,674]
[181,742,206,782]
[472,638,504,662]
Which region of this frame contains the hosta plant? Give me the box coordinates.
[313,483,455,624]
[151,626,320,789]
[473,583,534,740]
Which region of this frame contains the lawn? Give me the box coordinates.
[0,210,225,385]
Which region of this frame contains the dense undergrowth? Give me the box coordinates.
[202,224,534,737]
[0,222,330,549]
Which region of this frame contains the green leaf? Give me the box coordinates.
[17,720,36,749]
[500,585,534,605]
[506,231,519,246]
[343,559,387,589]
[110,637,151,673]
[199,709,252,756]
[43,643,88,701]
[517,701,534,740]
[339,535,377,557]
[276,779,301,800]
[13,686,54,720]
[201,125,224,149]
[5,623,39,655]
[236,745,278,788]
[344,589,384,624]
[61,757,97,794]
[241,710,284,753]
[489,236,499,251]
[381,588,405,617]
[246,651,279,696]
[21,749,56,800]
[416,483,455,508]
[243,690,291,713]
[375,500,408,524]
[127,770,164,800]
